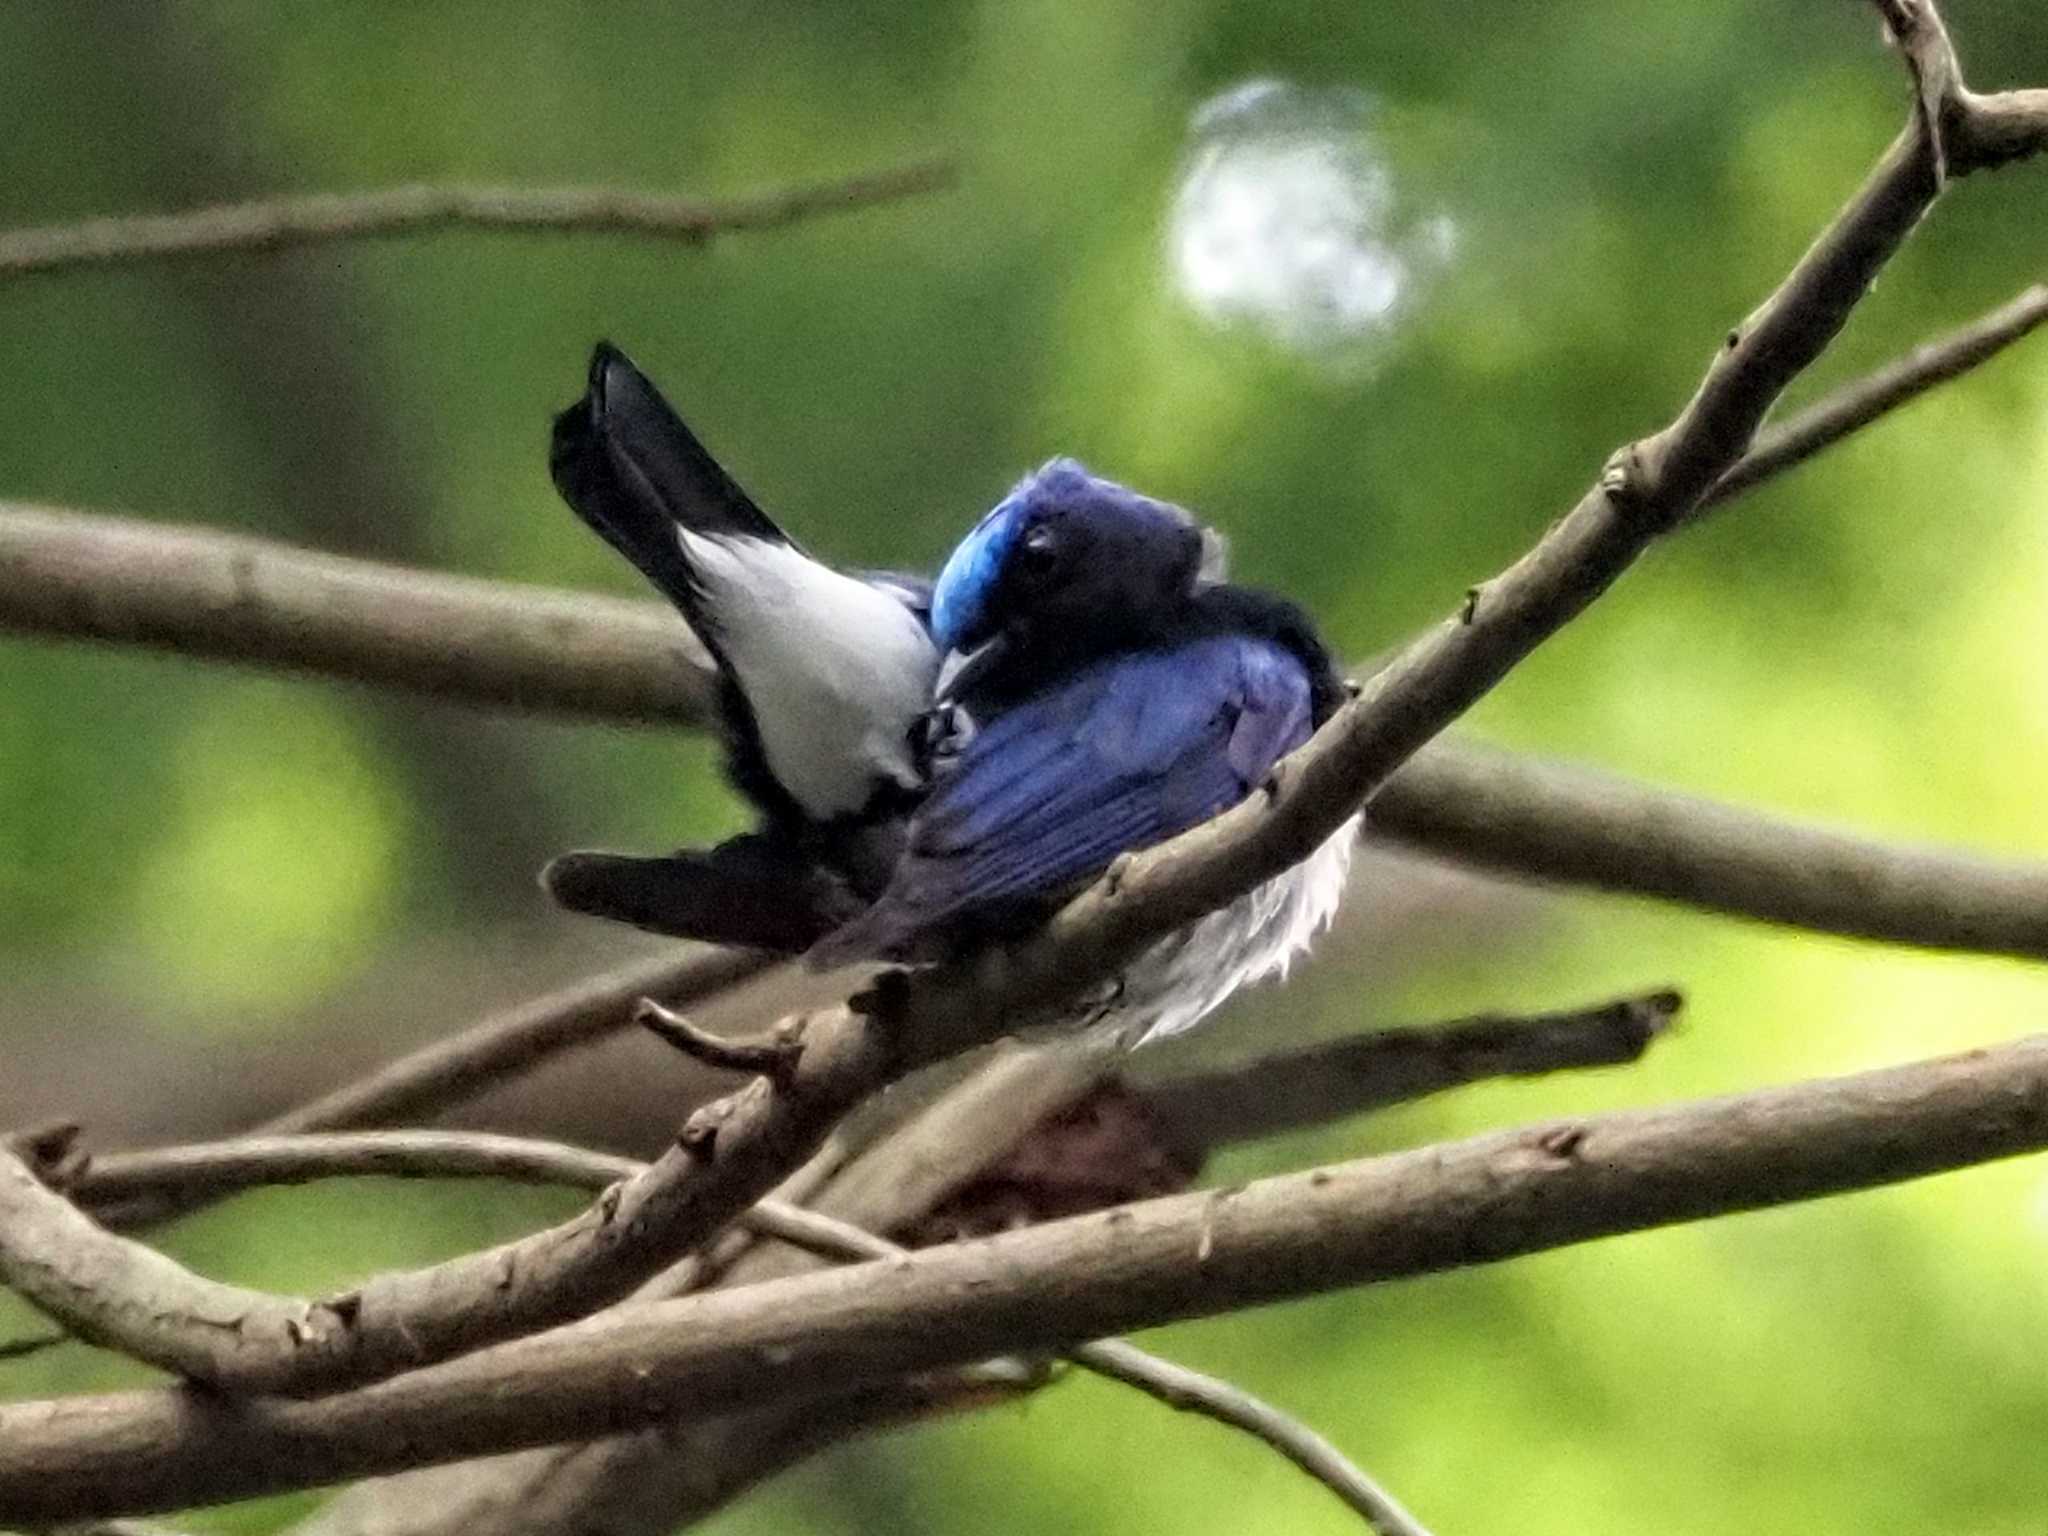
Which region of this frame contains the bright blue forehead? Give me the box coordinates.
[930,494,1024,652]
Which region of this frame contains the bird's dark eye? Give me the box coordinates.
[1017,523,1059,576]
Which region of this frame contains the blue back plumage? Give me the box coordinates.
[810,632,1316,962]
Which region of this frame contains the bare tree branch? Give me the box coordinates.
[255,949,775,1137]
[0,988,1658,1448]
[55,986,1675,1211]
[0,505,715,726]
[0,977,1675,1405]
[6,1125,876,1393]
[12,1002,1005,1396]
[92,947,777,1232]
[284,1038,1132,1536]
[1863,0,2048,176]
[636,1000,802,1081]
[0,1147,334,1385]
[2,1051,1138,1387]
[1371,741,2048,961]
[25,1028,1255,1533]
[1700,280,2048,507]
[1955,87,2048,172]
[1145,988,1680,1151]
[3,1032,2046,1520]
[72,1132,639,1207]
[0,161,954,280]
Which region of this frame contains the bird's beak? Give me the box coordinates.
[936,634,1007,702]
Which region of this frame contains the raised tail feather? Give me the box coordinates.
[549,342,792,616]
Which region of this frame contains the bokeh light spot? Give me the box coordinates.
[1168,79,1457,370]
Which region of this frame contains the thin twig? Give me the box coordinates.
[1702,281,2048,507]
[0,162,955,280]
[634,1001,798,1081]
[0,1329,69,1363]
[1075,1340,1433,1536]
[60,989,1674,1211]
[1144,987,1681,1151]
[76,1132,638,1208]
[88,945,785,1239]
[4,1031,2046,1520]
[93,946,778,1232]
[740,1203,1434,1536]
[258,948,777,1136]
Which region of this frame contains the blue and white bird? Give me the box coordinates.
[541,343,939,949]
[810,459,1358,1044]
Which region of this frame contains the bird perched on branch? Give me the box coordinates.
[538,347,1351,1041]
[541,343,937,949]
[808,459,1356,1044]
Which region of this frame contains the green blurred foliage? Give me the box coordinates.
[3,1,2047,1532]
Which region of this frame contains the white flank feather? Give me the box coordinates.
[677,531,938,819]
[1112,813,1359,1046]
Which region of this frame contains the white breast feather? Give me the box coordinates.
[677,531,938,819]
[1112,813,1359,1046]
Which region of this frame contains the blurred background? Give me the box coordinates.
[3,1,2047,1531]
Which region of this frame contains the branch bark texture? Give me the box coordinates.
[0,505,714,726]
[93,947,776,1233]
[1699,281,2048,507]
[1370,742,2048,961]
[3,1033,2044,1520]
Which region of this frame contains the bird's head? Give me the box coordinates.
[930,460,1221,659]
